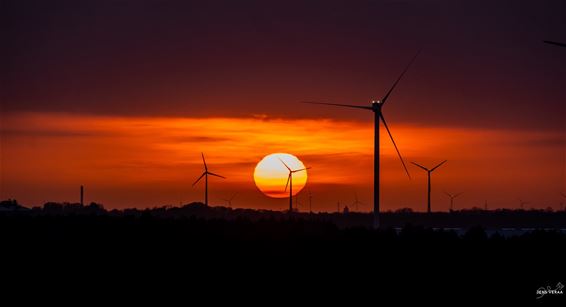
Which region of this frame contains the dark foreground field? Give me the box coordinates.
[1,200,565,303]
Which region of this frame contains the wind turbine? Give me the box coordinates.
[192,153,225,206]
[444,191,463,211]
[308,189,313,213]
[221,192,237,208]
[411,160,447,213]
[80,185,84,206]
[279,158,310,212]
[352,193,364,212]
[295,195,303,212]
[301,51,419,228]
[519,199,529,210]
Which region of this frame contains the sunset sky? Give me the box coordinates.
[2,0,565,211]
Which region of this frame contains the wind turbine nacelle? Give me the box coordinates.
[371,100,382,111]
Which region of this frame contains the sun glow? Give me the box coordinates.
[253,153,308,198]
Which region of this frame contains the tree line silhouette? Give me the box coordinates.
[1,198,565,302]
[2,199,564,229]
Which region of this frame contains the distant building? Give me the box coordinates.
[0,199,29,211]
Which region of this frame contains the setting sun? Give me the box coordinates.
[253,153,308,198]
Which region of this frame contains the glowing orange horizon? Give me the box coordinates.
[0,112,563,211]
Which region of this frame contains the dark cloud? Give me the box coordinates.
[2,0,564,131]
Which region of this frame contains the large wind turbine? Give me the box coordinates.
[302,51,419,228]
[192,153,225,206]
[411,160,447,213]
[279,158,310,212]
[444,191,463,211]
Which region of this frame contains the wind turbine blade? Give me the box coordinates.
[543,40,566,48]
[455,192,463,198]
[380,50,420,105]
[380,114,411,179]
[201,152,208,171]
[431,160,447,172]
[278,157,291,171]
[293,167,311,172]
[411,162,429,172]
[301,101,372,110]
[207,172,226,179]
[444,191,452,198]
[284,174,291,192]
[192,172,206,186]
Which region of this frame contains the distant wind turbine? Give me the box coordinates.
[80,185,84,206]
[221,192,237,208]
[352,193,364,212]
[295,195,303,212]
[412,160,447,213]
[519,199,529,210]
[302,51,419,228]
[308,190,313,213]
[279,158,310,212]
[444,191,463,211]
[192,153,225,206]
